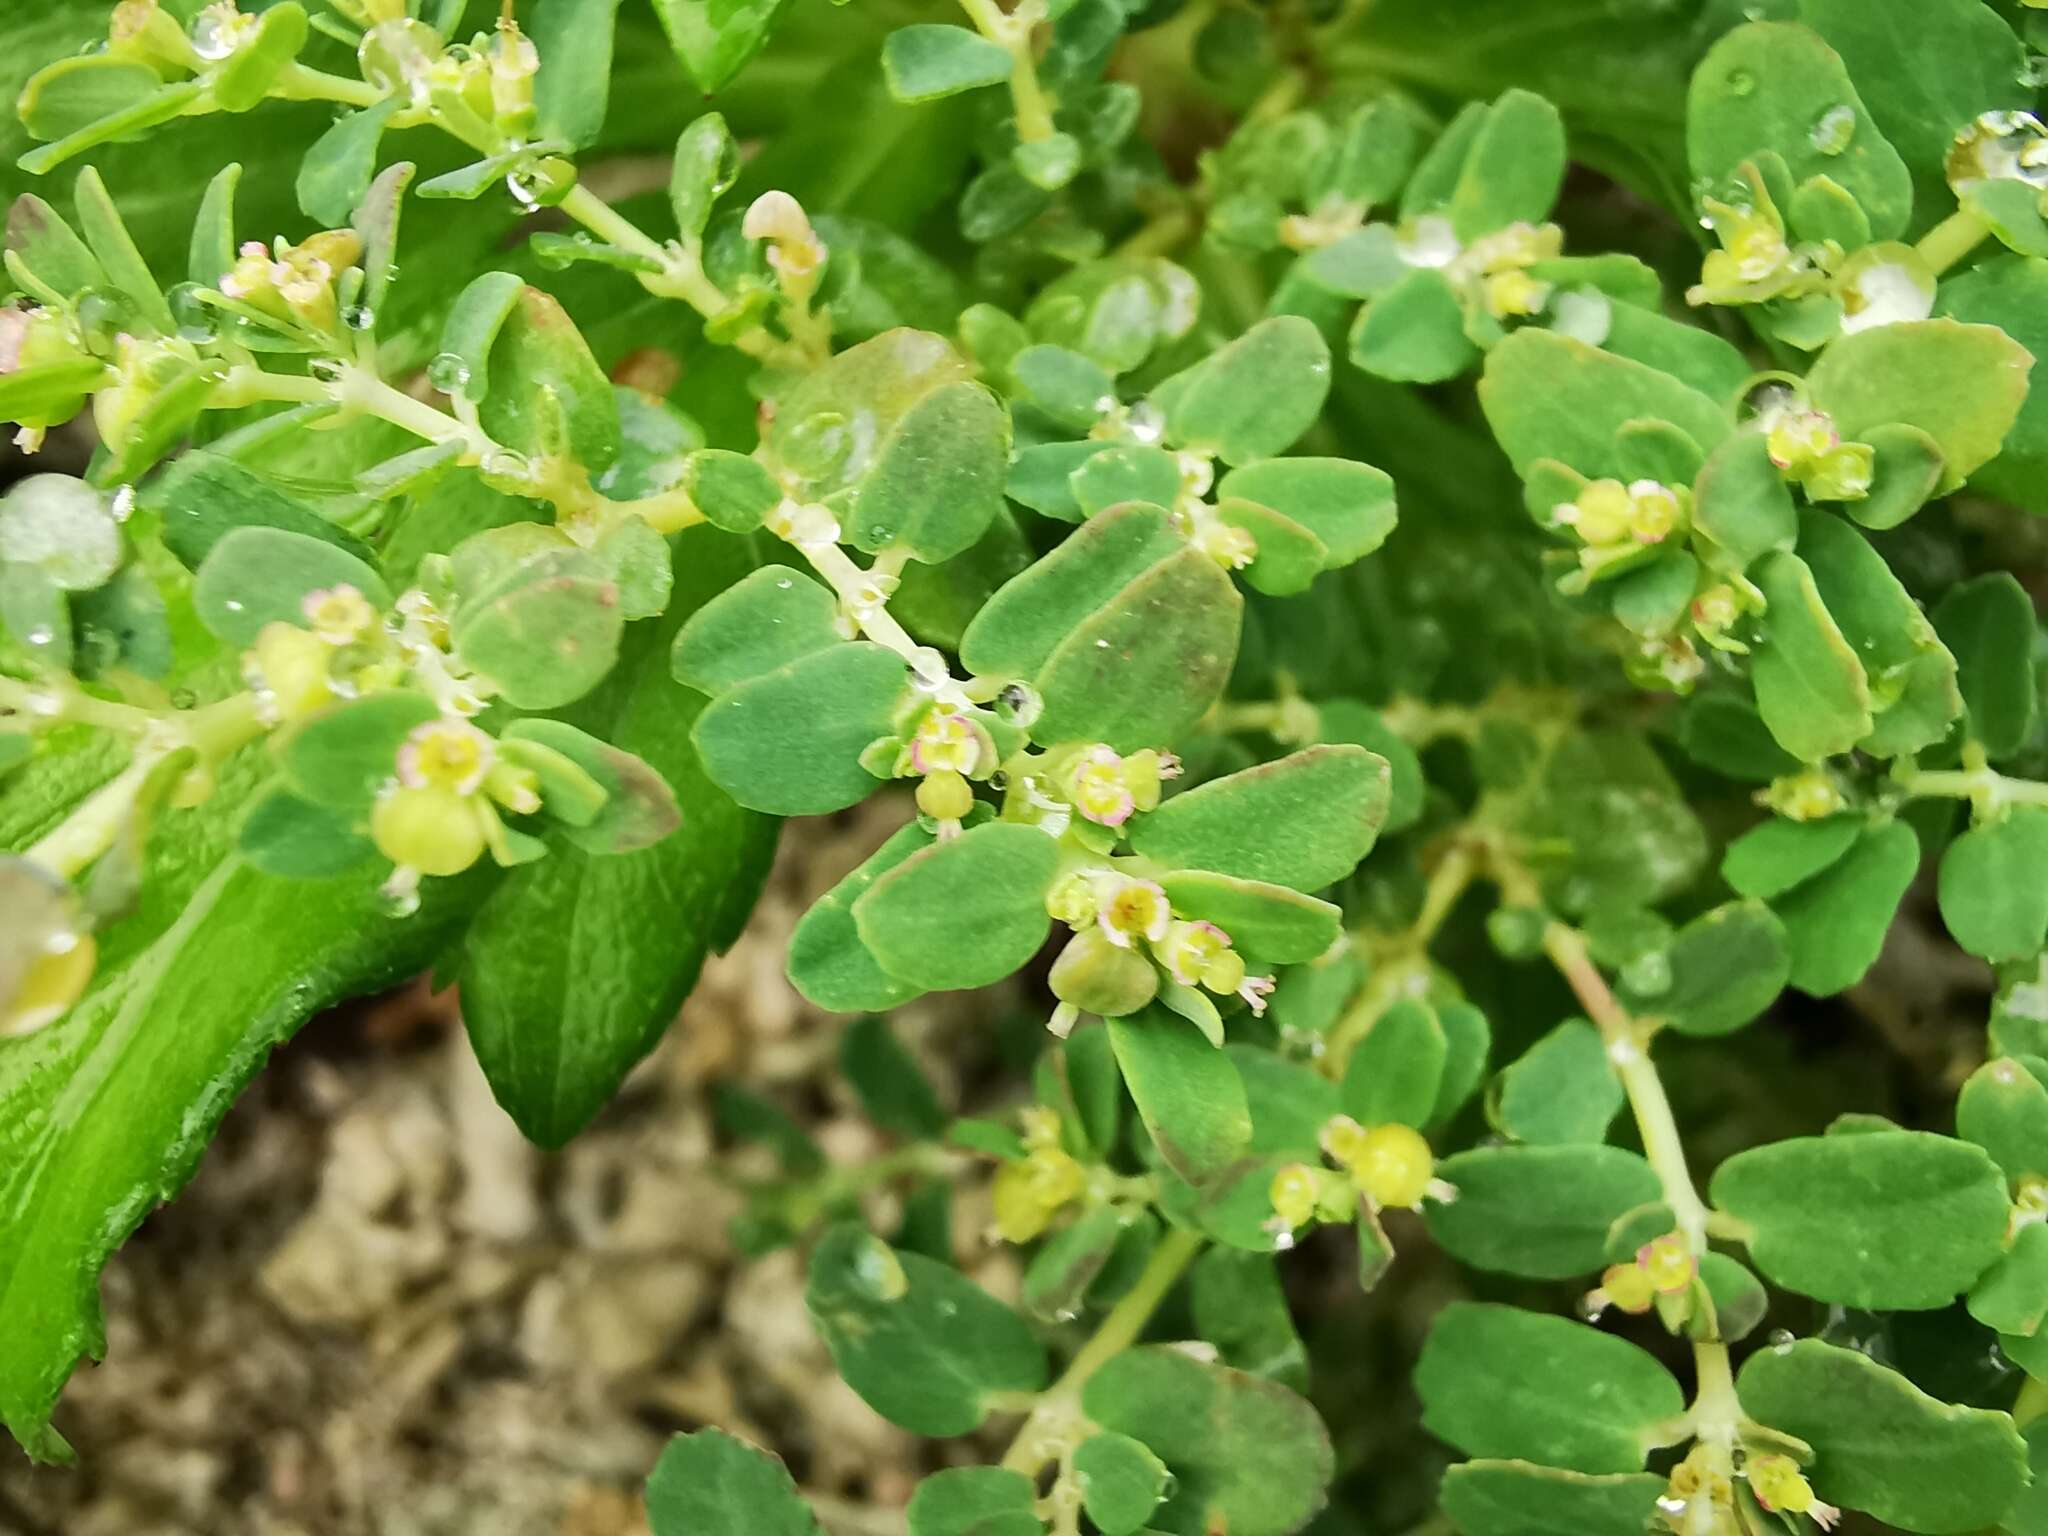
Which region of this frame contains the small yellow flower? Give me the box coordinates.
[915,768,975,823]
[991,1144,1087,1244]
[1637,1232,1695,1293]
[1324,1117,1437,1211]
[1196,520,1258,571]
[1558,479,1634,546]
[1747,1454,1838,1529]
[371,783,488,877]
[1071,745,1137,826]
[1158,918,1231,987]
[398,717,494,795]
[1045,871,1102,928]
[1594,1260,1657,1315]
[243,621,335,724]
[910,709,993,777]
[1268,1163,1322,1232]
[1483,268,1552,320]
[1097,877,1171,949]
[301,583,378,646]
[1761,768,1846,822]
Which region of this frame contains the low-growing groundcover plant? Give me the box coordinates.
[4,0,2048,1528]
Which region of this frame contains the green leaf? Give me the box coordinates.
[1736,1338,2030,1533]
[192,526,391,648]
[1970,1220,2048,1338]
[459,536,775,1146]
[1956,1054,2048,1191]
[72,166,174,335]
[1722,815,1860,900]
[770,329,974,501]
[235,782,374,878]
[531,0,624,152]
[453,551,625,711]
[849,380,1011,561]
[1798,0,2028,224]
[672,565,841,692]
[16,55,159,145]
[806,1224,1048,1436]
[1678,692,1801,782]
[1749,549,1872,762]
[296,98,400,226]
[1935,256,2048,514]
[1424,1145,1661,1279]
[1021,1205,1131,1323]
[1438,1461,1666,1536]
[1350,268,1480,384]
[1479,330,1730,481]
[1709,1129,2012,1308]
[907,1467,1043,1536]
[1492,1019,1622,1145]
[882,24,1014,102]
[645,1427,821,1536]
[1447,88,1566,242]
[1801,509,1960,756]
[0,762,486,1459]
[1026,545,1244,752]
[148,443,371,571]
[963,502,1181,675]
[1217,458,1397,569]
[1081,1346,1335,1536]
[1156,872,1341,966]
[669,113,740,241]
[1339,998,1447,1130]
[1687,22,1912,240]
[1130,746,1388,893]
[6,194,104,304]
[690,643,907,815]
[1807,319,2033,494]
[1941,810,2048,962]
[1774,819,1918,995]
[787,822,932,1013]
[278,693,437,811]
[1190,1247,1308,1392]
[1162,316,1332,465]
[479,285,622,475]
[1508,729,1706,916]
[853,822,1058,992]
[1073,1432,1171,1535]
[653,0,791,92]
[437,270,528,406]
[840,1015,946,1140]
[1416,1303,1683,1474]
[1595,305,1751,405]
[1071,443,1181,517]
[1621,899,1790,1036]
[1691,431,1796,570]
[1933,572,2037,759]
[1108,1006,1252,1185]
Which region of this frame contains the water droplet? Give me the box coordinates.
[342,303,376,331]
[506,175,541,213]
[1621,949,1672,996]
[191,8,243,59]
[1576,1293,1609,1322]
[2021,55,2048,90]
[785,502,840,550]
[169,687,197,709]
[1810,104,1855,156]
[907,646,951,692]
[1768,1328,1797,1353]
[995,682,1042,729]
[851,1237,909,1302]
[110,485,135,524]
[427,351,472,397]
[1726,68,1755,97]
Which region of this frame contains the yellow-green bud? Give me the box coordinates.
[1339,1121,1436,1211]
[916,768,976,822]
[1048,926,1160,1017]
[244,621,335,724]
[371,784,489,876]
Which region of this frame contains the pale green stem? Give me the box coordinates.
[1915,207,1992,276]
[957,0,1057,142]
[271,63,385,109]
[1896,763,2048,816]
[1323,843,1477,1073]
[17,693,264,882]
[1538,917,1712,1253]
[1000,1226,1205,1476]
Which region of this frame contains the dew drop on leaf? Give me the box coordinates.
[1810,105,1856,157]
